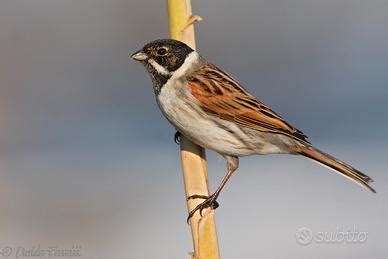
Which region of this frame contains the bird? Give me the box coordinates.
[131,39,375,221]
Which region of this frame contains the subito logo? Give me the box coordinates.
[295,227,313,245]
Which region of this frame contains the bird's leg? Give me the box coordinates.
[187,156,239,222]
[174,131,182,145]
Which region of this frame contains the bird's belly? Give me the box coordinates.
[167,110,255,155]
[176,112,284,156]
[157,84,287,156]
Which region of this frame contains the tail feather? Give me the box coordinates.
[298,146,375,193]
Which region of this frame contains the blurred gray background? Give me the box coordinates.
[1,0,387,258]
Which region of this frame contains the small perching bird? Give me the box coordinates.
[131,39,375,221]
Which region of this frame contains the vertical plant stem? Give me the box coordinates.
[166,1,220,258]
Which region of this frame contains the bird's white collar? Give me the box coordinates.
[171,51,199,79]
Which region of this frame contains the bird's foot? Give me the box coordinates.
[186,194,219,223]
[174,131,182,145]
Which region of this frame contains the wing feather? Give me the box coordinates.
[187,63,310,143]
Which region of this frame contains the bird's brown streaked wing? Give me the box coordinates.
[187,63,310,143]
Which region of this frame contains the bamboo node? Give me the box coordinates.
[182,15,203,32]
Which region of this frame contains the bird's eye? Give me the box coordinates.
[157,47,168,56]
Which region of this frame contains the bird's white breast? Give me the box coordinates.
[157,78,205,136]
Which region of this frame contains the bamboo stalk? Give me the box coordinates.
[166,1,220,258]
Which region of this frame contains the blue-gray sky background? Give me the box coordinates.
[0,0,387,258]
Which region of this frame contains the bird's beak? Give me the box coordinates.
[130,50,148,61]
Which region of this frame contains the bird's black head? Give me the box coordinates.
[131,39,195,93]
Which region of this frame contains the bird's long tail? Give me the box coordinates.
[297,145,375,193]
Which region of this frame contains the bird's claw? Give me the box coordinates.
[174,131,182,145]
[186,194,219,223]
